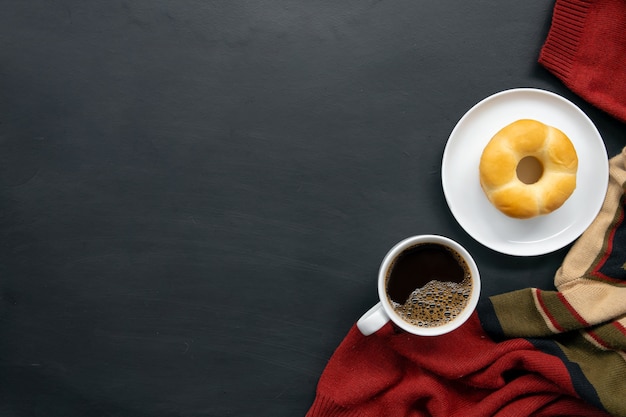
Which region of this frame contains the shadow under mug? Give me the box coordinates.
[357,235,481,336]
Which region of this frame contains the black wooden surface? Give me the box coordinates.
[1,1,624,416]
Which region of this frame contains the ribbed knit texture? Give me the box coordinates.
[306,149,626,416]
[539,0,626,122]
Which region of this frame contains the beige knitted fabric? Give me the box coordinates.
[552,147,626,329]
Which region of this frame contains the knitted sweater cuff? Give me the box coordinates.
[305,395,368,417]
[538,0,591,83]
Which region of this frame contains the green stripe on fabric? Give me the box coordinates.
[490,289,552,338]
[536,290,586,332]
[555,331,626,417]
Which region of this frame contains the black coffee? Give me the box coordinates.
[385,243,472,328]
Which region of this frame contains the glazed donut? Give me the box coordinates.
[479,119,578,219]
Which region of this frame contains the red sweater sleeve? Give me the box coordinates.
[539,0,626,123]
[306,314,611,417]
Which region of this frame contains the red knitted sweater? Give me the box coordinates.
[306,313,613,417]
[539,0,626,123]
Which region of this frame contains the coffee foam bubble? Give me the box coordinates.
[390,276,472,328]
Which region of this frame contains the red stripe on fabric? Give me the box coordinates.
[586,329,611,350]
[536,289,565,333]
[613,321,626,337]
[592,272,625,283]
[591,197,625,282]
[557,292,589,327]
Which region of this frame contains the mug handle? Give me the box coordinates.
[356,302,390,336]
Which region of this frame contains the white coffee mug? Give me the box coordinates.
[357,235,480,336]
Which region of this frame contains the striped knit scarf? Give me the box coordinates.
[305,150,626,416]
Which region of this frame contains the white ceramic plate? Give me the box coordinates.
[441,88,608,256]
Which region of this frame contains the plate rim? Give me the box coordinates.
[441,87,609,256]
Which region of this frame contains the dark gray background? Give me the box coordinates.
[1,1,623,416]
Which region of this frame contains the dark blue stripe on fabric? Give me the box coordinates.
[595,195,626,284]
[526,336,605,413]
[476,298,506,341]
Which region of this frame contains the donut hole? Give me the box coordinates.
[516,156,544,184]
